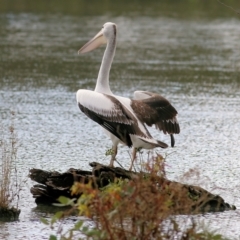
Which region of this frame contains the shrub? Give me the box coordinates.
[44,154,227,240]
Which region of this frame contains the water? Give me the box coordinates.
[0,1,240,239]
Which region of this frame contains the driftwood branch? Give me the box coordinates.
[29,162,236,214]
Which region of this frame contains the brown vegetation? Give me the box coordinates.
[0,113,21,220]
[30,155,235,239]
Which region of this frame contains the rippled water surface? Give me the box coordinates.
[0,1,240,239]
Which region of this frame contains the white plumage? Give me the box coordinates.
[77,22,180,170]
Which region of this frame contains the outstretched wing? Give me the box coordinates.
[77,89,142,147]
[132,91,180,147]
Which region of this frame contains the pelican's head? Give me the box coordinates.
[78,22,117,54]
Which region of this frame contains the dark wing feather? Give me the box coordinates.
[131,92,180,135]
[77,92,145,147]
[79,102,137,147]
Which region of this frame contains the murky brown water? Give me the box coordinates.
[0,1,240,239]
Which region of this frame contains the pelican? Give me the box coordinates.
[77,22,180,170]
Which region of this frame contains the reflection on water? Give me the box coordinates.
[0,2,240,239]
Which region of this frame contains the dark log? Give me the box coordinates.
[29,162,236,214]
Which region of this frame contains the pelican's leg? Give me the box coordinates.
[109,145,118,167]
[129,147,137,171]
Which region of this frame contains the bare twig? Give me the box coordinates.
[217,0,240,15]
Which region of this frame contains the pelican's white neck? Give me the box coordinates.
[94,34,116,95]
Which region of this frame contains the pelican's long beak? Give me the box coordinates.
[78,29,107,54]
